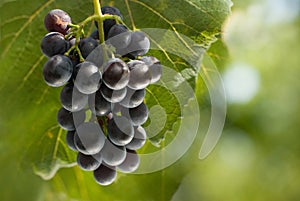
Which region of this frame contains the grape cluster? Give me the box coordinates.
[40,6,162,185]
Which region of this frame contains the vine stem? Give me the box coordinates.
[93,0,105,43]
[65,1,125,61]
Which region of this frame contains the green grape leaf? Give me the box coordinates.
[27,126,77,180]
[0,0,232,200]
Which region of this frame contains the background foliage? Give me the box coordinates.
[1,0,299,200]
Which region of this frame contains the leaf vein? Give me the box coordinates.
[52,128,63,161]
[0,0,55,58]
[129,0,197,55]
[0,15,29,28]
[183,0,223,25]
[17,55,45,91]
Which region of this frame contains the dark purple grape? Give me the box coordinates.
[100,83,127,103]
[41,32,70,57]
[126,126,147,150]
[93,163,117,186]
[66,130,77,151]
[107,24,131,49]
[43,55,73,87]
[88,90,111,116]
[140,56,162,83]
[112,103,124,115]
[44,9,72,35]
[79,37,99,58]
[90,30,99,40]
[126,31,150,57]
[69,37,76,46]
[74,61,101,94]
[69,54,80,70]
[86,45,112,68]
[108,116,134,146]
[127,60,151,90]
[101,138,126,166]
[119,87,145,108]
[117,150,140,173]
[102,58,130,90]
[77,152,102,171]
[74,122,106,155]
[57,107,85,131]
[95,6,123,39]
[60,82,88,112]
[128,102,148,126]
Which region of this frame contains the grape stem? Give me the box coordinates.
[65,45,76,56]
[68,23,80,29]
[71,14,125,40]
[102,15,125,25]
[92,0,125,41]
[93,0,105,43]
[76,46,85,62]
[65,1,126,60]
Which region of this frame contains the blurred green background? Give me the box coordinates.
[175,0,300,200]
[1,0,300,200]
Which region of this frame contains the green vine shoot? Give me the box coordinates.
[64,0,125,62]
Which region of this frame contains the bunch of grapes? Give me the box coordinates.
[40,6,162,186]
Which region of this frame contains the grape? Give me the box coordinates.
[102,58,130,90]
[74,122,106,155]
[60,83,88,112]
[40,5,156,185]
[140,56,162,83]
[96,6,123,39]
[117,150,140,173]
[69,54,80,71]
[111,103,123,115]
[44,9,72,35]
[43,55,73,87]
[69,37,76,46]
[77,152,102,171]
[126,126,147,150]
[90,30,99,40]
[86,45,112,68]
[66,130,77,151]
[108,116,134,146]
[88,90,111,116]
[119,87,145,108]
[100,83,127,103]
[126,31,150,57]
[79,37,99,58]
[74,61,101,94]
[41,32,70,57]
[129,102,148,126]
[57,107,86,131]
[127,60,151,90]
[107,24,131,49]
[101,138,126,166]
[93,163,117,186]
